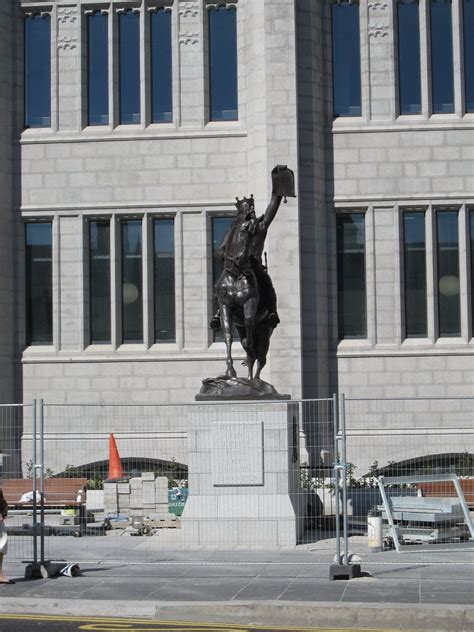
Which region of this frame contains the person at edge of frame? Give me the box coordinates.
[0,487,15,584]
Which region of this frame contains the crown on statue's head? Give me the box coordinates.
[235,194,254,213]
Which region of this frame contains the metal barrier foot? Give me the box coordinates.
[329,563,361,581]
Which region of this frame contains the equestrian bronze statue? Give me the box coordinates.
[211,165,295,384]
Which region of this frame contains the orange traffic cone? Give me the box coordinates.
[107,433,124,480]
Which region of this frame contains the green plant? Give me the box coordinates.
[87,472,104,490]
[25,459,55,479]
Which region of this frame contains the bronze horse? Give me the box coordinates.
[212,165,294,381]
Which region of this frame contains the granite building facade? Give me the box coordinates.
[1,0,473,474]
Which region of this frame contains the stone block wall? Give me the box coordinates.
[104,473,169,517]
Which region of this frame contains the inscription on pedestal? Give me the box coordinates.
[212,422,264,486]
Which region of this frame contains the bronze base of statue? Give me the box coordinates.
[196,376,290,401]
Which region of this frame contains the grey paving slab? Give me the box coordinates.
[149,578,251,601]
[277,579,347,602]
[231,577,295,601]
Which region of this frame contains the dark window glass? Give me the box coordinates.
[336,213,366,338]
[87,12,109,126]
[25,223,52,345]
[437,211,460,336]
[89,221,111,343]
[24,14,51,128]
[331,1,361,117]
[463,0,474,111]
[212,217,234,342]
[119,10,140,124]
[470,211,474,333]
[209,6,238,121]
[154,219,175,342]
[403,212,427,337]
[151,9,172,123]
[122,220,143,342]
[397,0,421,115]
[430,0,454,114]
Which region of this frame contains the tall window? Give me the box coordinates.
[437,211,460,336]
[87,11,109,126]
[119,10,140,124]
[463,0,474,112]
[397,0,421,115]
[150,9,172,123]
[470,211,474,334]
[25,223,53,345]
[336,213,366,339]
[121,220,143,343]
[403,212,427,337]
[331,0,361,117]
[208,6,238,121]
[212,216,234,341]
[24,14,51,128]
[89,220,111,343]
[154,219,175,342]
[430,0,454,114]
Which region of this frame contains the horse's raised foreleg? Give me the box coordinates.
[220,304,237,379]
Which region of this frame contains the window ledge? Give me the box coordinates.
[149,342,179,352]
[116,343,148,353]
[23,345,56,355]
[336,339,372,352]
[84,344,114,353]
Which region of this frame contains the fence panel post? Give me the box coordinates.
[39,399,45,565]
[332,393,340,564]
[31,399,38,567]
[339,392,349,565]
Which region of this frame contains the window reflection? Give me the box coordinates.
[122,220,143,342]
[212,217,234,342]
[397,0,421,115]
[463,0,474,112]
[25,223,52,345]
[151,9,172,123]
[470,211,474,335]
[430,0,454,114]
[208,6,238,121]
[87,11,109,126]
[337,213,366,339]
[437,211,460,336]
[89,221,111,343]
[331,0,361,117]
[25,14,51,128]
[154,219,175,342]
[403,212,427,337]
[119,10,140,124]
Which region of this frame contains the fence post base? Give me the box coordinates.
[24,560,66,579]
[329,563,362,581]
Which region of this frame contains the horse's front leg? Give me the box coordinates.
[220,304,236,379]
[243,297,258,380]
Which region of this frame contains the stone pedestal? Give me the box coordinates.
[181,402,304,548]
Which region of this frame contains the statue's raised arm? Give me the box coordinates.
[262,165,296,228]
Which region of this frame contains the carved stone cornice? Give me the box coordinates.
[57,35,78,50]
[57,6,78,24]
[179,30,199,45]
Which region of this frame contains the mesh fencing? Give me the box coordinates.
[343,396,474,553]
[35,399,336,559]
[0,403,37,563]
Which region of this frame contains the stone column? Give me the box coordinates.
[57,3,81,132]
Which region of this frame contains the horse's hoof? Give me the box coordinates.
[268,312,280,328]
[209,317,221,329]
[226,369,237,379]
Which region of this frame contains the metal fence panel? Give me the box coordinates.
[342,396,474,553]
[0,403,37,563]
[37,399,337,562]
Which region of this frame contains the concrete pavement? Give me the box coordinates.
[1,534,473,631]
